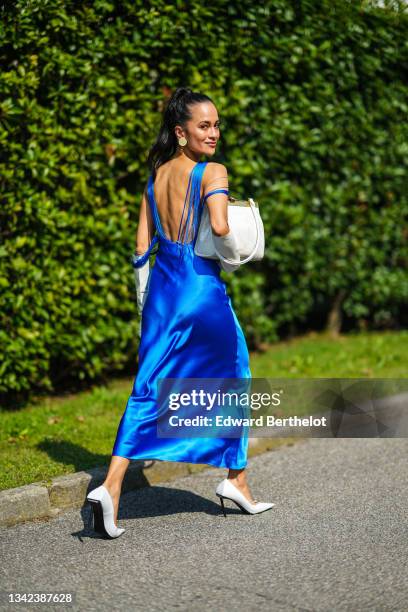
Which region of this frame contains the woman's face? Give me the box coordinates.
[176,102,221,158]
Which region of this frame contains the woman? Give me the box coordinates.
[87,87,274,538]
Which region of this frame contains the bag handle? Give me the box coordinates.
[212,198,260,266]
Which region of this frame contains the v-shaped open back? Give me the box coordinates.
[147,159,230,249]
[132,159,230,269]
[147,160,207,246]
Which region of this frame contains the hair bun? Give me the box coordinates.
[172,87,193,100]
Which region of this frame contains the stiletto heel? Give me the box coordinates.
[215,479,275,515]
[86,485,125,539]
[217,494,227,517]
[86,502,94,531]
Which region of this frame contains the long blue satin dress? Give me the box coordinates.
[112,160,251,469]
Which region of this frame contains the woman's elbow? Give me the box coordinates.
[136,241,150,255]
[211,222,230,237]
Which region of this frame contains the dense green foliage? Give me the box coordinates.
[1,0,407,402]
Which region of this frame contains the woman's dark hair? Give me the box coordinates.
[147,87,214,179]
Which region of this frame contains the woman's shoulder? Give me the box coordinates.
[202,161,229,189]
[204,161,228,174]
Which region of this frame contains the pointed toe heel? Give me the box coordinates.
[215,478,275,516]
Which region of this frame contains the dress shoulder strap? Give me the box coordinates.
[176,160,209,246]
[202,188,229,203]
[176,169,195,243]
[147,174,166,240]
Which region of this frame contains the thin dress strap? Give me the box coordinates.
[147,175,166,240]
[176,170,195,243]
[131,176,162,268]
[202,188,229,203]
[176,161,208,248]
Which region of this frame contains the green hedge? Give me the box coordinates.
[0,0,407,404]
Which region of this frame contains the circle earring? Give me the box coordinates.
[178,136,187,147]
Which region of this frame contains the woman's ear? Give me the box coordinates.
[174,125,185,140]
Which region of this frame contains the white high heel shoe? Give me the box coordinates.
[86,485,125,538]
[215,478,275,516]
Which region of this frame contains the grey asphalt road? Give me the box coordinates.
[1,438,407,612]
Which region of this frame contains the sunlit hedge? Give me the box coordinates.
[1,0,407,403]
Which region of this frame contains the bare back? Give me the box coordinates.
[150,159,229,244]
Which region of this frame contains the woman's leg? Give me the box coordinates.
[102,456,130,526]
[227,468,257,503]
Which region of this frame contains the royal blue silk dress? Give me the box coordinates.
[112,160,251,469]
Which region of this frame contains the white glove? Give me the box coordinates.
[134,259,151,316]
[212,229,241,273]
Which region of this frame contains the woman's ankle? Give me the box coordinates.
[103,480,122,496]
[227,468,247,485]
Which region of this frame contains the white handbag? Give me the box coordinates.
[194,195,265,266]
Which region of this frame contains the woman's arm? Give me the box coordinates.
[133,183,156,320]
[202,162,230,237]
[135,184,156,255]
[201,163,241,272]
